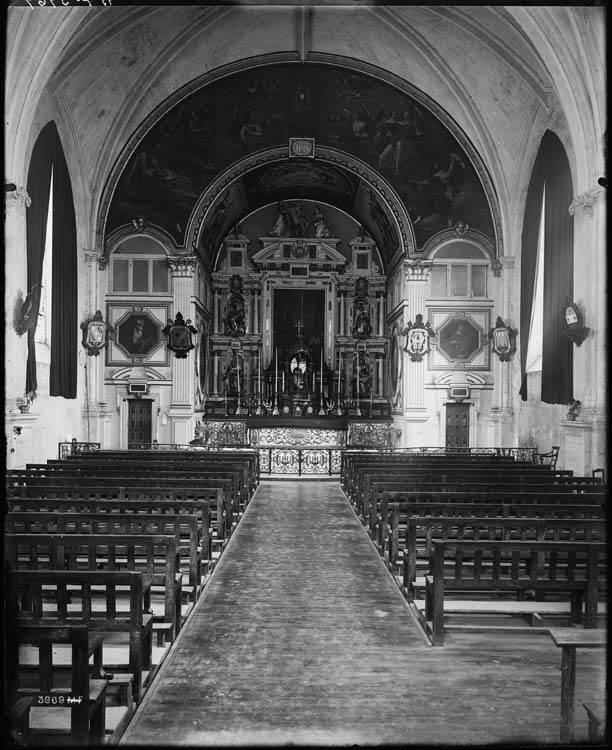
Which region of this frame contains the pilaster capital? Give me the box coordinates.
[491,256,515,277]
[404,259,433,281]
[83,250,102,265]
[167,255,197,277]
[5,186,31,210]
[568,187,606,219]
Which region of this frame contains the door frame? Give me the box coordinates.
[444,400,473,449]
[118,393,160,448]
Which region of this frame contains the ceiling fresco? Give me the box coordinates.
[107,62,494,253]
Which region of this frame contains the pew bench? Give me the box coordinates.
[421,540,606,645]
[5,569,156,704]
[7,487,225,551]
[548,627,607,743]
[400,516,607,595]
[362,477,605,524]
[6,511,207,602]
[5,624,110,746]
[5,533,182,643]
[383,500,605,563]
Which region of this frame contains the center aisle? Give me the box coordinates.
[119,479,570,746]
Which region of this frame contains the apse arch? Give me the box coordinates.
[185,145,416,272]
[98,52,501,262]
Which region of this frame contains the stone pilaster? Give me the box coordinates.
[402,260,432,409]
[567,186,607,473]
[167,256,197,442]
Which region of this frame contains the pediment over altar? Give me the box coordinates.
[253,237,346,271]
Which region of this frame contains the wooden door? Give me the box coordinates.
[128,399,152,446]
[445,403,470,449]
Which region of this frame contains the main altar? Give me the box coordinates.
[192,202,395,474]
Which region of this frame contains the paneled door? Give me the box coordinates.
[445,403,470,449]
[128,399,152,446]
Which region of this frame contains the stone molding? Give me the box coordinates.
[167,255,197,277]
[404,259,433,281]
[568,187,606,219]
[6,186,31,209]
[491,255,515,277]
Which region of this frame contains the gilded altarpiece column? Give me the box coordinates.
[167,256,197,443]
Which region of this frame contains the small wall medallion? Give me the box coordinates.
[401,314,436,362]
[81,310,114,356]
[560,297,590,346]
[488,316,517,361]
[163,312,198,358]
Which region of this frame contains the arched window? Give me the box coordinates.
[519,131,574,404]
[25,122,77,398]
[429,241,489,299]
[109,236,170,295]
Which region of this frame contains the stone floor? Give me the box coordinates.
[120,480,606,747]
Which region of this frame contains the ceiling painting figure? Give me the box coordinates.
[107,62,494,252]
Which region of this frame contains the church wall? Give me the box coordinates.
[5,87,91,468]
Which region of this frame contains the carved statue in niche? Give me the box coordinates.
[224,274,246,336]
[222,351,243,396]
[286,201,311,237]
[354,352,372,398]
[269,201,289,237]
[314,205,332,238]
[352,277,372,339]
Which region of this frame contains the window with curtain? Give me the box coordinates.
[25,121,77,399]
[519,131,574,404]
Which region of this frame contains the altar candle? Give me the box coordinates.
[337,352,341,399]
[320,348,323,393]
[237,356,241,396]
[282,371,285,392]
[312,370,315,392]
[275,348,278,396]
[356,358,360,396]
[258,352,261,397]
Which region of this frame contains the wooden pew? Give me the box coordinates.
[17,464,243,515]
[5,623,109,746]
[8,473,234,538]
[59,448,260,495]
[5,570,153,703]
[548,628,607,743]
[385,501,605,567]
[400,516,607,595]
[422,540,606,645]
[7,484,228,543]
[366,482,606,532]
[341,450,528,491]
[361,475,604,521]
[6,511,206,601]
[6,495,214,566]
[4,533,182,643]
[354,463,572,505]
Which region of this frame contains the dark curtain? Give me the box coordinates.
[25,121,77,398]
[519,130,574,403]
[50,133,78,398]
[25,123,55,394]
[541,132,574,404]
[518,145,545,400]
